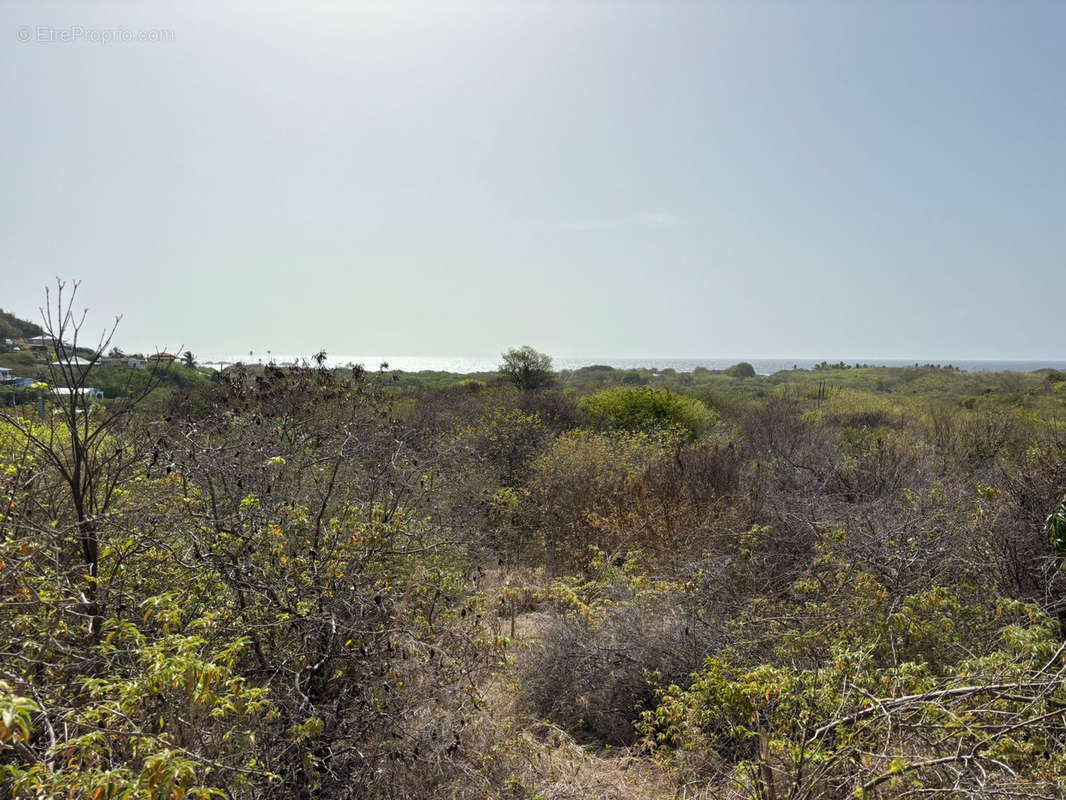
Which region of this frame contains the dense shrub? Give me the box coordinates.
[725,361,756,378]
[524,429,669,570]
[455,406,546,486]
[638,574,1066,800]
[582,440,748,566]
[0,365,510,800]
[578,386,715,440]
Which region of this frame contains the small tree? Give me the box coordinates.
[725,361,756,378]
[182,350,196,367]
[0,280,168,640]
[499,345,553,391]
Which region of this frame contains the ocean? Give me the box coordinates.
[198,355,1066,377]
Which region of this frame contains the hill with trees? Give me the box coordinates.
[0,308,43,341]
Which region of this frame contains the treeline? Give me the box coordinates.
[0,310,43,343]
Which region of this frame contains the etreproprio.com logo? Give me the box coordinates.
[16,25,175,44]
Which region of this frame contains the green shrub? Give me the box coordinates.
[725,361,756,378]
[578,386,715,440]
[637,585,1066,799]
[454,378,485,391]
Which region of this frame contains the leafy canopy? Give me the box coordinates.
[499,345,553,391]
[578,385,714,440]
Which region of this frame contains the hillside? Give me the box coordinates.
[0,308,43,341]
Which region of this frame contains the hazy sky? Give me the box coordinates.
[2,1,1064,359]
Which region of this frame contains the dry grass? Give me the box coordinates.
[528,737,678,800]
[481,673,681,800]
[473,570,686,800]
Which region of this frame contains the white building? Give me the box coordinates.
[57,355,94,367]
[51,387,104,399]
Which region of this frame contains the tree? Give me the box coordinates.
[725,361,756,378]
[0,280,168,640]
[182,350,196,367]
[499,345,553,391]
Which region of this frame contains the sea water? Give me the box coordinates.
[198,355,1066,376]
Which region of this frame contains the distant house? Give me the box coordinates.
[148,352,178,363]
[102,356,147,369]
[48,356,95,379]
[0,369,32,389]
[52,387,104,399]
[57,355,94,367]
[28,335,74,351]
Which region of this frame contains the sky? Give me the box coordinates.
[2,0,1064,360]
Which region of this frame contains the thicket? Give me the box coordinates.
[3,301,1066,799]
[578,386,715,441]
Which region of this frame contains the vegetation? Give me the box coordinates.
[499,345,553,391]
[2,294,1066,799]
[0,296,213,403]
[725,361,756,378]
[578,385,715,440]
[0,310,43,343]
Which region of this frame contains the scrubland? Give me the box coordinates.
[3,342,1066,799]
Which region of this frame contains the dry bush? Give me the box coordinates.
[519,386,580,431]
[522,595,716,746]
[738,393,809,461]
[635,439,744,510]
[405,381,507,443]
[982,431,1066,619]
[524,429,669,571]
[825,427,923,503]
[576,440,747,568]
[926,402,1031,473]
